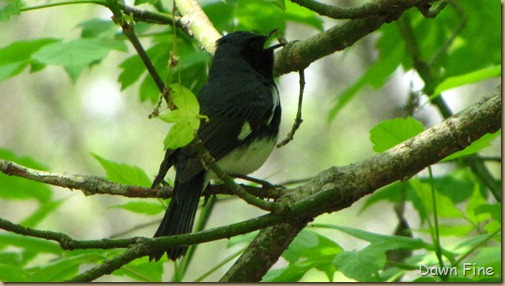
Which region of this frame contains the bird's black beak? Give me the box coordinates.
[265,29,278,40]
[265,29,286,50]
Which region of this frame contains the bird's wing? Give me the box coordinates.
[177,78,278,182]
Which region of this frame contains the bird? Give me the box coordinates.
[149,30,283,262]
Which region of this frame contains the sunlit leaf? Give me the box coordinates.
[0,38,58,82]
[433,65,500,95]
[92,154,152,187]
[112,256,163,282]
[442,131,500,161]
[0,0,21,21]
[169,83,200,113]
[32,38,127,83]
[163,120,197,150]
[369,116,424,153]
[76,18,118,38]
[333,247,385,282]
[110,201,165,215]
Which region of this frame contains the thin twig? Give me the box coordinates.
[21,1,176,25]
[119,20,166,93]
[67,242,147,282]
[417,0,447,18]
[428,0,465,66]
[277,69,305,147]
[0,217,138,250]
[192,139,289,214]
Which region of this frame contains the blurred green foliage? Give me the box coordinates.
[0,0,500,282]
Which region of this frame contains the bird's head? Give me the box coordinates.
[213,30,283,79]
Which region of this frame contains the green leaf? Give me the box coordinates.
[139,71,163,103]
[0,0,21,21]
[446,234,490,255]
[169,83,200,113]
[470,246,501,276]
[0,233,62,255]
[227,231,258,248]
[409,178,464,220]
[118,40,168,93]
[283,230,342,263]
[20,199,65,228]
[0,38,58,82]
[412,276,438,282]
[0,148,52,202]
[117,35,210,104]
[262,264,309,282]
[162,120,197,150]
[0,251,22,266]
[465,184,490,224]
[318,224,447,282]
[0,264,30,282]
[158,85,202,150]
[318,225,429,251]
[32,38,127,83]
[360,182,405,213]
[369,116,424,152]
[204,0,285,34]
[110,201,165,215]
[333,247,385,282]
[112,256,163,282]
[234,0,286,34]
[28,251,108,282]
[475,203,501,223]
[442,131,500,161]
[423,168,480,204]
[418,224,475,237]
[433,65,501,95]
[159,109,200,127]
[327,31,405,122]
[92,154,152,187]
[76,18,118,39]
[285,0,324,31]
[283,230,319,263]
[431,224,474,236]
[264,230,341,282]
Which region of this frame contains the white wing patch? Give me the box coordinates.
[238,121,252,141]
[267,86,280,125]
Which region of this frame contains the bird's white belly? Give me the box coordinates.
[207,137,277,181]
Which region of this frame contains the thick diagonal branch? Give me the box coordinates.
[220,90,501,282]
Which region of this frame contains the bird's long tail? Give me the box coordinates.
[149,170,206,261]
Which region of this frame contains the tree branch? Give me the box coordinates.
[0,160,165,198]
[0,160,283,199]
[0,217,137,250]
[220,89,501,282]
[174,0,221,54]
[273,0,442,75]
[290,0,441,19]
[1,89,499,282]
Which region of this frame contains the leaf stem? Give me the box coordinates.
[452,228,500,267]
[428,166,446,281]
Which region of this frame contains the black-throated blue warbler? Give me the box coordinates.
[149,30,283,261]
